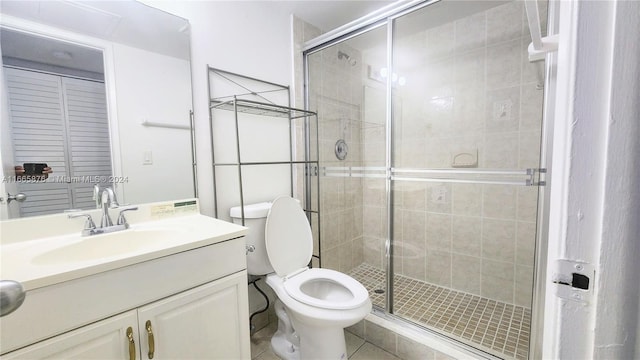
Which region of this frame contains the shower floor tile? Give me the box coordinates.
[349,263,531,360]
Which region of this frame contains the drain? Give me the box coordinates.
[374,289,385,294]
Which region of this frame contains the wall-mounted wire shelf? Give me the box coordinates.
[210,98,316,119]
[207,67,321,268]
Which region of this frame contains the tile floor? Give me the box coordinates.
[250,323,400,360]
[349,263,531,360]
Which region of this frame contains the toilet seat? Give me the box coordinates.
[265,196,370,311]
[283,268,369,310]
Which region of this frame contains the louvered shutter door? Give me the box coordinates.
[5,68,72,216]
[4,68,112,216]
[62,77,112,209]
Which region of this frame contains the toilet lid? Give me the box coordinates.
[265,196,313,277]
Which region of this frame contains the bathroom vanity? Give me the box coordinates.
[0,200,250,359]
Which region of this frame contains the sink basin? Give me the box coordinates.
[1,210,248,292]
[32,228,184,265]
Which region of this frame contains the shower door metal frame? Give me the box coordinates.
[302,1,553,359]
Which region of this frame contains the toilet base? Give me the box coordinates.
[271,299,300,360]
[294,323,348,360]
[271,331,300,360]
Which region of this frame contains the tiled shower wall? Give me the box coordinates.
[361,1,543,307]
[309,47,366,274]
[298,0,545,309]
[292,17,364,274]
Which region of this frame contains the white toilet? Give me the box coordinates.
[230,196,371,360]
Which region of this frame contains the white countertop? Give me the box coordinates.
[0,201,247,291]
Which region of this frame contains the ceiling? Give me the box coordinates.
[273,0,398,32]
[0,0,190,60]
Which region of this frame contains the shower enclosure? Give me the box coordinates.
[303,1,548,359]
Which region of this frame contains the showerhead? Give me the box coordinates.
[338,50,357,66]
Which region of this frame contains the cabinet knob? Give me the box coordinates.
[146,320,155,359]
[126,327,136,360]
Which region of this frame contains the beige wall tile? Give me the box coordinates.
[321,211,342,250]
[365,321,398,355]
[452,215,482,256]
[402,210,426,250]
[483,132,519,168]
[347,320,365,338]
[402,253,427,281]
[517,187,539,221]
[481,259,515,303]
[363,236,384,269]
[364,178,386,207]
[400,183,427,211]
[426,250,452,287]
[364,205,385,238]
[486,1,524,45]
[426,213,452,251]
[486,39,522,90]
[339,241,353,272]
[520,84,545,130]
[323,246,340,271]
[483,184,517,220]
[482,218,516,262]
[515,264,534,307]
[397,335,436,360]
[518,131,542,168]
[516,221,536,266]
[426,21,455,60]
[455,12,487,53]
[352,237,364,267]
[452,183,482,216]
[452,254,482,295]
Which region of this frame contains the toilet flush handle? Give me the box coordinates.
[246,245,256,254]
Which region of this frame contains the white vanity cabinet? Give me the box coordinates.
[1,236,251,360]
[136,272,248,360]
[3,272,248,360]
[2,311,138,359]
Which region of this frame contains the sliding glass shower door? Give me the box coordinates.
[388,3,543,359]
[305,1,546,359]
[306,26,389,288]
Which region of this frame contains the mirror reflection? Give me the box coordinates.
[0,0,196,218]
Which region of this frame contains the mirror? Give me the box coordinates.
[0,0,195,218]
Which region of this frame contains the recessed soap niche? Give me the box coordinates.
[451,148,478,168]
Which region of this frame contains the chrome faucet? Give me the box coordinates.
[100,187,118,227]
[70,185,138,236]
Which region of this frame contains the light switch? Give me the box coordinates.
[143,150,153,165]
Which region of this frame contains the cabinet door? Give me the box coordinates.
[2,311,138,360]
[137,271,250,360]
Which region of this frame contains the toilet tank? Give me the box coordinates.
[230,202,274,276]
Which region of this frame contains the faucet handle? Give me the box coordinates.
[117,207,139,227]
[68,213,96,230]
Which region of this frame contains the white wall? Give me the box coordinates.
[112,43,193,205]
[141,1,294,217]
[143,1,296,322]
[545,0,640,358]
[592,0,640,357]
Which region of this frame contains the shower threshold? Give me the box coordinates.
[349,263,531,360]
